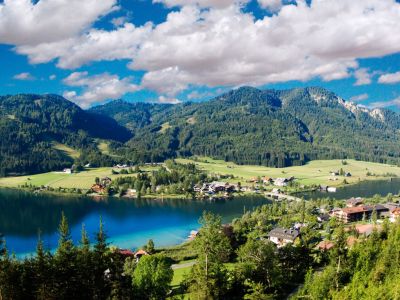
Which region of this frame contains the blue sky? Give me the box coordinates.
[1,0,400,109]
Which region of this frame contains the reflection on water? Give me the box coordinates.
[300,178,400,200]
[0,189,269,256]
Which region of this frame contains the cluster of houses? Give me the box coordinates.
[248,176,295,187]
[194,181,238,195]
[265,196,400,249]
[90,177,112,195]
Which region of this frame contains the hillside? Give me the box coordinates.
[0,94,131,175]
[104,87,400,166]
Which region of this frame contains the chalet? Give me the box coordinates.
[267,227,300,247]
[390,208,400,223]
[262,177,273,184]
[334,205,389,223]
[330,171,339,176]
[274,177,294,187]
[63,168,72,174]
[316,240,334,251]
[91,184,106,194]
[188,230,198,240]
[346,197,363,208]
[117,249,135,258]
[344,172,352,177]
[134,249,149,261]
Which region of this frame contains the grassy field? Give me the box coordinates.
[51,142,80,159]
[176,157,400,186]
[0,166,161,190]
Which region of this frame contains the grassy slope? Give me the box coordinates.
[51,142,80,159]
[176,157,400,186]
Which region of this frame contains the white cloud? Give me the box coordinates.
[17,23,152,69]
[49,74,56,80]
[5,0,400,97]
[378,71,400,84]
[111,16,129,27]
[13,72,35,80]
[156,95,182,104]
[370,97,400,108]
[349,93,369,102]
[354,68,372,86]
[153,0,249,8]
[0,0,118,46]
[62,72,139,108]
[257,0,283,12]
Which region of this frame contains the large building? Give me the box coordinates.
[334,204,389,223]
[267,227,300,247]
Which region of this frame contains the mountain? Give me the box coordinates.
[2,87,400,176]
[0,94,131,175]
[100,87,400,166]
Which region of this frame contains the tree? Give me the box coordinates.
[188,212,231,298]
[132,254,173,299]
[145,239,155,254]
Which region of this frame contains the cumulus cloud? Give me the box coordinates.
[62,72,139,108]
[0,0,118,46]
[13,72,35,80]
[349,93,369,102]
[153,0,249,8]
[370,97,400,108]
[18,23,152,69]
[378,71,400,84]
[257,0,283,12]
[49,74,56,80]
[5,0,400,98]
[354,68,372,86]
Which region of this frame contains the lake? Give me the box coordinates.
[0,189,269,257]
[1,178,399,257]
[300,178,400,200]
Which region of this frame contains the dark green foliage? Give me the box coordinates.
[0,94,131,175]
[105,86,400,166]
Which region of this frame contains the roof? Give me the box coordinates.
[134,249,149,257]
[341,205,388,215]
[317,240,335,250]
[268,227,300,241]
[391,208,400,215]
[355,224,381,235]
[346,197,363,206]
[118,249,134,256]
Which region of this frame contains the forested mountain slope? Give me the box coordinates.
[108,87,400,166]
[0,94,131,175]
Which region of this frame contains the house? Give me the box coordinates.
[334,205,389,223]
[84,163,91,168]
[327,187,337,193]
[346,197,364,208]
[134,249,149,261]
[330,171,339,176]
[319,185,328,191]
[262,177,273,184]
[316,240,335,251]
[117,249,135,258]
[354,224,381,236]
[344,172,352,177]
[274,178,290,187]
[267,227,300,247]
[91,184,106,194]
[390,208,400,223]
[188,230,199,240]
[63,168,72,174]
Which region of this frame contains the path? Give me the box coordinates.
[171,261,196,270]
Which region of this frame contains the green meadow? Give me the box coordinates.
[176,157,400,186]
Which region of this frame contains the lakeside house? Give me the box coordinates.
[334,204,389,223]
[134,249,149,262]
[194,182,236,194]
[390,208,400,223]
[91,184,106,194]
[63,168,72,174]
[267,227,300,247]
[273,177,294,187]
[188,230,199,240]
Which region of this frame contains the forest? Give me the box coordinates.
[3,86,400,176]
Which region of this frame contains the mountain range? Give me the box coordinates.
[1,87,400,175]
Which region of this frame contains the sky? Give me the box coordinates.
[1,0,400,110]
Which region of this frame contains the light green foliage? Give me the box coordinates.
[132,254,173,299]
